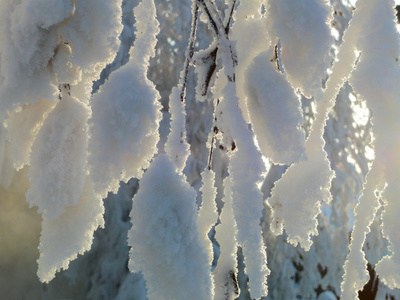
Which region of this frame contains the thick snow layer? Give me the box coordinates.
[128,154,212,300]
[26,89,90,219]
[266,0,334,98]
[245,50,306,164]
[88,0,162,197]
[5,100,56,170]
[37,176,104,283]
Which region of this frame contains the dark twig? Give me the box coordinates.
[180,1,200,102]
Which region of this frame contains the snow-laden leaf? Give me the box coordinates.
[245,50,306,164]
[37,176,104,283]
[26,89,90,219]
[88,0,162,197]
[128,154,212,300]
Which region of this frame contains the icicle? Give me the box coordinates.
[5,100,56,170]
[37,176,104,283]
[213,175,240,300]
[266,0,334,98]
[198,168,218,265]
[26,85,90,219]
[127,154,212,300]
[88,0,162,197]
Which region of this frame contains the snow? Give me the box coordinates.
[213,174,240,300]
[127,154,212,300]
[266,0,334,98]
[230,0,269,123]
[26,87,90,219]
[37,176,104,283]
[88,0,162,197]
[0,0,68,117]
[0,0,122,118]
[341,0,400,295]
[165,87,190,172]
[213,70,269,299]
[5,99,56,170]
[245,50,306,164]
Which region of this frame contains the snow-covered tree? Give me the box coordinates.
[1,0,400,299]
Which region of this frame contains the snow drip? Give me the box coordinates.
[127,155,212,300]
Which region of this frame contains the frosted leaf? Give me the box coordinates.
[245,50,306,164]
[26,89,90,219]
[5,99,56,170]
[165,87,190,172]
[37,176,104,283]
[266,0,334,98]
[128,155,212,300]
[89,0,162,197]
[197,169,218,265]
[213,176,239,300]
